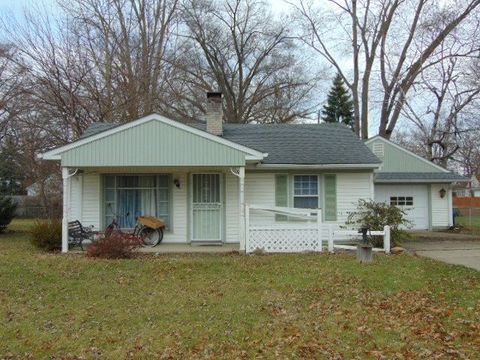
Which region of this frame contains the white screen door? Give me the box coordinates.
[191,174,223,241]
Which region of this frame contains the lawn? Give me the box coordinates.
[455,215,480,235]
[1,220,479,358]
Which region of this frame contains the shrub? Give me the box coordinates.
[30,219,62,251]
[0,195,17,233]
[346,199,412,247]
[86,231,142,259]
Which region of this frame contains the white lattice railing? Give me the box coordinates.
[328,226,391,254]
[245,205,391,254]
[245,205,322,253]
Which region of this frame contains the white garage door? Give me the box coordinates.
[375,185,429,230]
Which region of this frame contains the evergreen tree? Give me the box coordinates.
[0,137,26,195]
[322,73,355,129]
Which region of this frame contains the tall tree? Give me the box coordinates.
[322,73,354,128]
[0,136,25,195]
[180,0,318,123]
[399,46,480,168]
[292,0,480,139]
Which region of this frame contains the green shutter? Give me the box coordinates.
[275,174,288,221]
[324,174,337,221]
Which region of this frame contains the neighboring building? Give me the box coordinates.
[26,175,61,197]
[40,92,464,252]
[365,137,465,230]
[452,175,480,198]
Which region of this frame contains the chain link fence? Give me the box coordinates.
[453,206,480,235]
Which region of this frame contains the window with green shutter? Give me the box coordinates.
[275,174,288,221]
[324,174,337,221]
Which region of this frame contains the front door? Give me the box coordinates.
[191,173,223,242]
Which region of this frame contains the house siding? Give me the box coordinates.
[68,169,240,243]
[245,172,277,224]
[225,172,240,243]
[81,173,101,230]
[366,138,444,173]
[61,120,247,167]
[336,172,373,223]
[244,171,373,226]
[69,175,82,222]
[431,184,450,228]
[68,169,374,243]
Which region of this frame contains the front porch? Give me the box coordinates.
[61,166,247,252]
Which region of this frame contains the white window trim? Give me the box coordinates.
[103,174,172,230]
[292,175,320,208]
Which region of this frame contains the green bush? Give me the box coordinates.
[346,199,412,247]
[30,219,62,251]
[0,195,17,233]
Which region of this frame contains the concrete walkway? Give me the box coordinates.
[404,232,480,271]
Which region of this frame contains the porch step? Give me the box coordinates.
[190,241,224,246]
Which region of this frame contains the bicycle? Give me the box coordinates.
[105,207,165,247]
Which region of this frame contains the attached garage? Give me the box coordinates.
[375,184,429,230]
[365,136,466,230]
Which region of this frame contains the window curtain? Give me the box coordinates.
[139,176,156,217]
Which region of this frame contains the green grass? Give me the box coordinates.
[1,220,479,358]
[456,215,480,234]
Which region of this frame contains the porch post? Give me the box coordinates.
[62,167,70,253]
[238,166,246,251]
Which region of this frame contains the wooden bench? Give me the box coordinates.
[68,220,94,250]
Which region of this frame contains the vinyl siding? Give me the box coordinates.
[431,184,450,227]
[245,172,276,224]
[61,120,247,167]
[167,172,188,243]
[225,173,239,243]
[245,171,373,226]
[69,169,374,243]
[336,172,373,224]
[81,174,101,229]
[366,138,445,173]
[69,175,82,222]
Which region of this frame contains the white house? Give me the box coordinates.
[40,92,464,252]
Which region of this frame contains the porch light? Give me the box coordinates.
[173,178,181,188]
[439,188,446,198]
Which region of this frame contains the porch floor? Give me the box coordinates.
[137,243,240,254]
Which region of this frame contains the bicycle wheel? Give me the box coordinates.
[139,226,163,247]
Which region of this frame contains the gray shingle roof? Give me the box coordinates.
[80,122,117,139]
[375,172,467,182]
[79,120,381,165]
[193,123,381,165]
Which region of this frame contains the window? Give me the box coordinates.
[293,175,319,209]
[390,196,413,206]
[104,175,170,228]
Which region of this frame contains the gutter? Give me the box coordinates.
[375,179,459,184]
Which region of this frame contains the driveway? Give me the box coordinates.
[404,232,480,271]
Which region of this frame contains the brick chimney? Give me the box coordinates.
[206,92,223,136]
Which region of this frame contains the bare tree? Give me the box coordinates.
[0,44,26,140]
[401,53,480,168]
[180,0,318,123]
[292,0,480,138]
[455,131,480,176]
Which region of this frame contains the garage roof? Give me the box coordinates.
[375,172,467,183]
